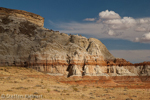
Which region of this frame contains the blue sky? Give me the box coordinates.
[1,0,150,63]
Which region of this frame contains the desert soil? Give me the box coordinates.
[0,66,150,100]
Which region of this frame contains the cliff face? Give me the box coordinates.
[0,7,149,77]
[0,7,44,27]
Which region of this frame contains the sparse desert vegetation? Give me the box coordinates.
[0,66,150,100]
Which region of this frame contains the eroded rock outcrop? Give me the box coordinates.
[0,7,149,77]
[0,7,44,27]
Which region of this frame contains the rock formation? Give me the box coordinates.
[0,7,44,27]
[0,7,149,77]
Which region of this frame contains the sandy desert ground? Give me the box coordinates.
[0,66,150,100]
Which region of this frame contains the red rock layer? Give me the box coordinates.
[105,58,133,66]
[61,76,150,82]
[134,61,150,66]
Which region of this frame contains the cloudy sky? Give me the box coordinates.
[1,0,150,63]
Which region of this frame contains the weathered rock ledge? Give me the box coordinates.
[0,7,44,27]
[0,7,150,77]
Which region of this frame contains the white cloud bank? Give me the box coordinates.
[142,32,150,40]
[99,10,121,19]
[110,50,150,63]
[49,10,150,43]
[135,32,150,42]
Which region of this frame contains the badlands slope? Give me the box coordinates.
[0,7,150,78]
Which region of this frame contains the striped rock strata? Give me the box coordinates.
[0,7,150,77]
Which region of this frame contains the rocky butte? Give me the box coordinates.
[0,7,150,78]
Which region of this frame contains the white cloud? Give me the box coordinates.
[103,19,123,25]
[134,37,140,42]
[134,32,150,43]
[83,18,95,21]
[135,27,147,32]
[108,30,116,36]
[52,21,107,35]
[142,32,150,40]
[104,17,136,30]
[99,10,121,19]
[137,18,150,24]
[110,50,150,63]
[48,10,150,43]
